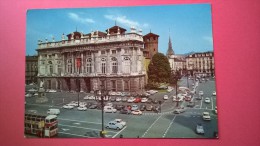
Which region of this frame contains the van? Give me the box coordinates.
[47,108,60,115]
[104,106,117,113]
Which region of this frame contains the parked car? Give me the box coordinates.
[204,97,211,103]
[113,119,126,127]
[25,93,33,97]
[131,110,142,115]
[215,106,218,114]
[153,105,161,113]
[110,97,116,102]
[104,106,117,113]
[47,108,60,115]
[146,98,153,104]
[126,105,132,110]
[127,97,135,103]
[105,121,124,130]
[121,97,127,102]
[153,99,159,104]
[134,97,141,103]
[146,104,153,111]
[195,96,202,100]
[163,95,169,100]
[196,123,205,134]
[120,109,131,114]
[77,106,87,111]
[139,104,146,111]
[141,98,148,103]
[202,112,211,121]
[199,91,204,96]
[131,105,139,111]
[106,102,113,107]
[63,104,74,109]
[114,104,125,110]
[212,91,216,96]
[187,101,195,107]
[89,104,97,109]
[116,97,122,102]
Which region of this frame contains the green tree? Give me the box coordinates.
[147,53,171,88]
[170,70,182,107]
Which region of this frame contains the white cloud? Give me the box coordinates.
[68,12,95,24]
[104,14,149,29]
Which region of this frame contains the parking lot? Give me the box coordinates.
[25,77,218,138]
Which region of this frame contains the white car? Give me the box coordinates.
[25,93,32,97]
[113,119,126,127]
[77,106,87,111]
[202,112,211,121]
[196,123,205,134]
[204,97,211,103]
[131,110,142,115]
[116,97,122,102]
[105,121,124,130]
[199,91,204,96]
[212,91,216,96]
[167,88,173,92]
[163,95,169,100]
[127,97,135,103]
[63,104,74,109]
[28,88,37,92]
[141,98,148,103]
[173,107,186,114]
[49,89,57,93]
[104,106,117,113]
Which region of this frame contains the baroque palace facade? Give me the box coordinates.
[37,25,146,93]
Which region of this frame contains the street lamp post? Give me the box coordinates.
[100,84,105,138]
[76,78,80,107]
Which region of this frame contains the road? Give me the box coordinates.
[25,77,218,138]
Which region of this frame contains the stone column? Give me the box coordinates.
[81,52,84,74]
[71,52,74,74]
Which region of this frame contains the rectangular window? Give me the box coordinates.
[86,51,91,56]
[112,80,116,91]
[101,63,106,74]
[58,65,62,75]
[124,81,129,90]
[112,50,116,54]
[112,62,118,73]
[101,51,106,55]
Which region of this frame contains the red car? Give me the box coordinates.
[134,97,141,103]
[126,105,132,110]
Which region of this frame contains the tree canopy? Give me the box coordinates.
[147,53,171,85]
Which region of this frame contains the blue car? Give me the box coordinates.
[131,104,139,111]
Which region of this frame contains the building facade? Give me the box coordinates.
[37,25,146,93]
[186,52,215,77]
[26,55,38,84]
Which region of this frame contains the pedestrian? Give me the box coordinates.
[120,134,123,138]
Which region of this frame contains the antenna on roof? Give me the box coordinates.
[76,26,77,32]
[115,20,117,26]
[150,29,151,33]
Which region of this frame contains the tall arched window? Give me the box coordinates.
[48,61,53,74]
[67,59,72,73]
[101,58,106,74]
[123,57,130,73]
[111,57,118,74]
[86,58,92,73]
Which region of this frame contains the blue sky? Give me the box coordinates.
[26,4,213,56]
